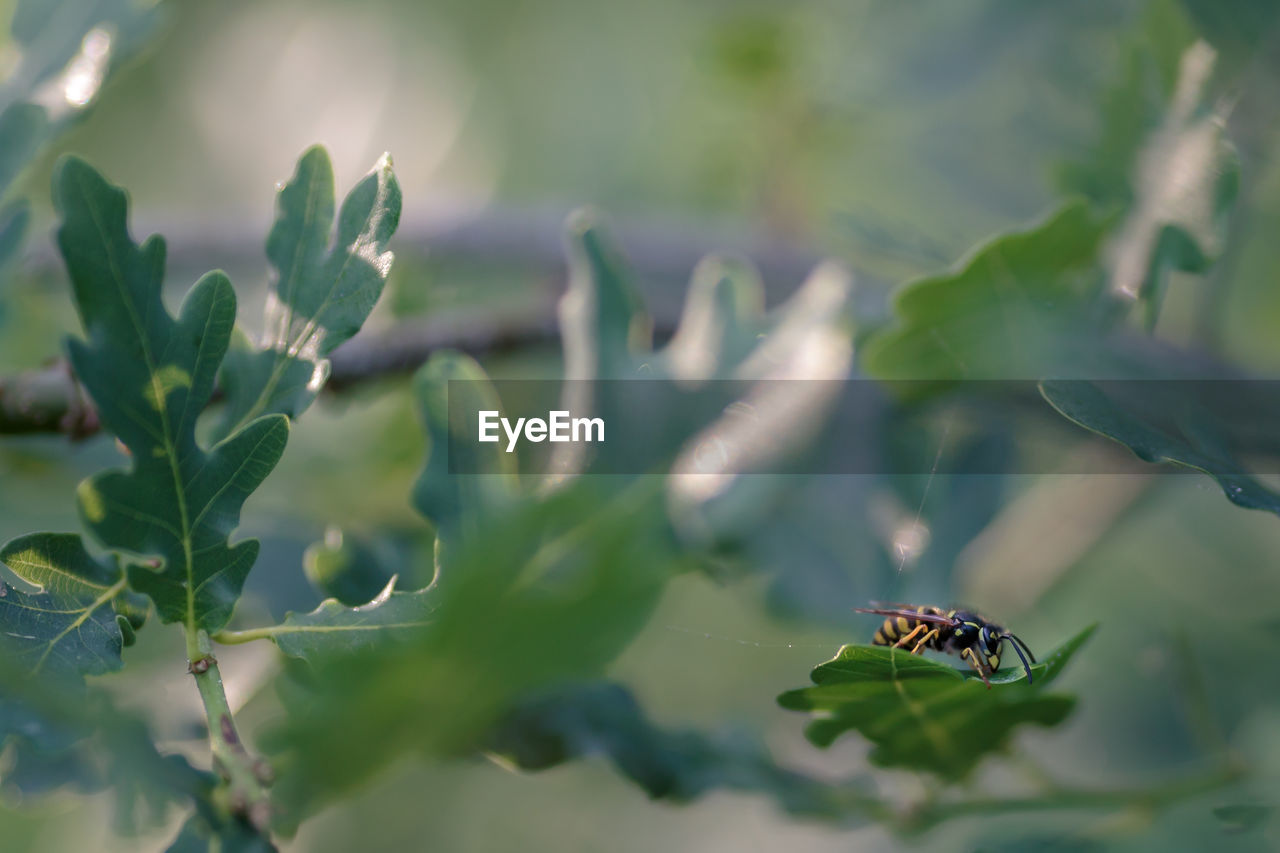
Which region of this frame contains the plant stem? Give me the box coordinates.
[188,629,273,832]
[213,625,284,645]
[898,761,1245,836]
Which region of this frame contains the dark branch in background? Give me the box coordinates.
[0,360,100,438]
[1,203,825,438]
[22,202,829,295]
[0,312,652,440]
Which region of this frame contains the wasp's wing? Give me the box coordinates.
[853,606,957,626]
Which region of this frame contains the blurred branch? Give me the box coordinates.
[0,305,661,439]
[0,359,99,437]
[2,202,827,438]
[22,201,829,298]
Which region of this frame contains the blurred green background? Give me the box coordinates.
[2,0,1280,850]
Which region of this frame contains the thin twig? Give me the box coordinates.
[899,761,1245,836]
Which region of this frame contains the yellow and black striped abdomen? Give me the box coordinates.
[871,606,952,651]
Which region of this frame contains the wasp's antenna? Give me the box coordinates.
[1006,632,1036,663]
[1003,634,1034,684]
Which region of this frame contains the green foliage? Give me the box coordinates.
[263,480,678,830]
[488,681,879,825]
[301,528,403,606]
[558,215,854,542]
[0,532,129,680]
[1041,380,1280,516]
[411,351,517,550]
[0,146,401,850]
[1211,803,1273,834]
[167,809,279,853]
[0,0,160,281]
[858,17,1268,527]
[1058,0,1238,330]
[7,0,158,101]
[214,146,402,440]
[230,578,438,664]
[0,104,47,202]
[0,658,210,833]
[778,625,1096,777]
[55,157,289,633]
[1056,0,1199,210]
[1,3,1272,846]
[860,203,1110,380]
[258,215,855,827]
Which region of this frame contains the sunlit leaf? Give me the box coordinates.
[0,532,130,680]
[1056,0,1199,211]
[213,146,401,440]
[8,0,159,104]
[553,213,855,543]
[53,156,289,633]
[661,256,766,380]
[778,625,1096,777]
[1056,2,1240,330]
[239,578,438,664]
[861,203,1111,380]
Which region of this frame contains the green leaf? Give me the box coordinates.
[265,215,855,823]
[213,145,401,441]
[0,532,129,679]
[1040,380,1280,516]
[1211,803,1273,833]
[552,213,855,543]
[1104,53,1235,328]
[239,578,438,664]
[301,527,401,606]
[661,256,766,379]
[1056,3,1239,330]
[777,625,1097,778]
[0,584,124,680]
[488,681,880,825]
[1056,0,1198,211]
[861,203,1111,380]
[8,0,159,103]
[1178,0,1280,75]
[559,211,653,383]
[0,658,208,827]
[264,480,676,829]
[0,201,31,278]
[0,0,160,294]
[1,531,119,593]
[53,156,289,634]
[0,103,49,200]
[411,350,517,550]
[166,811,278,853]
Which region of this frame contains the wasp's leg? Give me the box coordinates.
[910,629,940,655]
[893,624,927,651]
[962,647,992,689]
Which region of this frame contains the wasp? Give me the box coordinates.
[855,603,1035,689]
